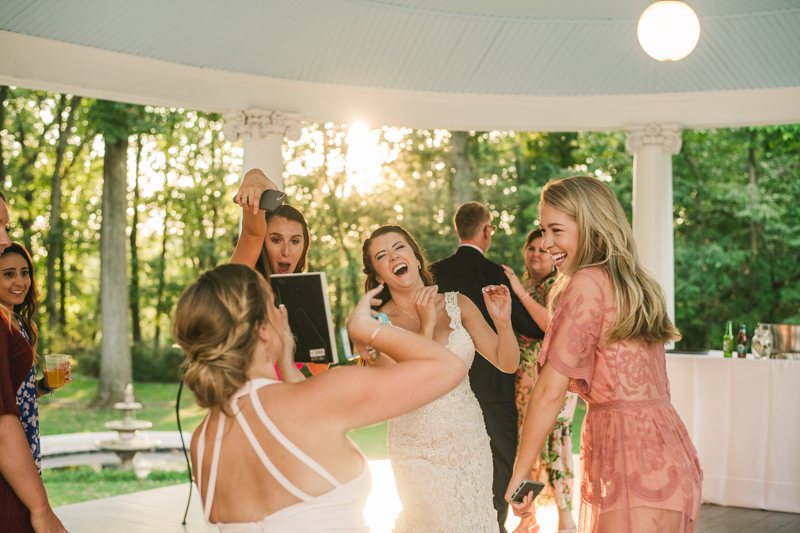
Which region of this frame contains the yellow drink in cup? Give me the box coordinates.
[44,354,70,388]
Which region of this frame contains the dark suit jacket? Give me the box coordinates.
[430,245,544,403]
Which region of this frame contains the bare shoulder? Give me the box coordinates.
[454,292,470,306]
[189,414,209,464]
[455,292,481,316]
[569,267,608,291]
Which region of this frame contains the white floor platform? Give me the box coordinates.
[53,458,573,532]
[53,455,800,533]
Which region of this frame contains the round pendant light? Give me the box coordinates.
[637,1,701,61]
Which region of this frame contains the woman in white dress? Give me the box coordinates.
[177,264,471,532]
[360,225,521,533]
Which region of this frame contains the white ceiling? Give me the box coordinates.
[0,0,798,130]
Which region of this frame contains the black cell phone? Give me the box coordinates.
[232,189,287,212]
[510,479,545,504]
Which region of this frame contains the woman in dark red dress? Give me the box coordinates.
[0,191,66,533]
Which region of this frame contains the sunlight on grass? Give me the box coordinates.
[45,467,187,507]
[38,376,206,435]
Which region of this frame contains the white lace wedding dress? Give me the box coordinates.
[388,292,499,533]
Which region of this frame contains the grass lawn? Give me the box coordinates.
[572,399,586,455]
[40,376,585,506]
[39,375,389,452]
[43,467,189,507]
[38,376,208,436]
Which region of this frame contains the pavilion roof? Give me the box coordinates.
[1,0,798,131]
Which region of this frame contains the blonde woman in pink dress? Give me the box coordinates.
[506,176,702,533]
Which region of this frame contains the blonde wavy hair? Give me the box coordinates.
[173,264,272,415]
[542,176,681,345]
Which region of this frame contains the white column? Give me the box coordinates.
[222,109,302,191]
[625,124,681,326]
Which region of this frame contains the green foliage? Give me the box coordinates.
[88,100,164,143]
[672,126,800,347]
[580,125,800,348]
[2,85,799,375]
[131,342,184,382]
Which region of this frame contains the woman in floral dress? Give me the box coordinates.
[0,243,71,473]
[504,229,578,533]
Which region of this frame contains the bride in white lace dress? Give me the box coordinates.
[361,226,521,533]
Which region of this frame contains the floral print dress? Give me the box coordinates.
[14,315,40,473]
[515,272,579,511]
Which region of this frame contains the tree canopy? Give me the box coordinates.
[1,87,798,383]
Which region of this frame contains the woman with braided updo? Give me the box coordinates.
[176,263,468,532]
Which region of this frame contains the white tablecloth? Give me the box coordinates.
[666,352,800,513]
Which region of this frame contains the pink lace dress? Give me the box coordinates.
[537,267,702,533]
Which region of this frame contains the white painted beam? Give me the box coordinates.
[1,31,799,131]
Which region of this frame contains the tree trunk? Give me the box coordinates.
[0,86,8,185]
[94,136,133,407]
[46,95,80,328]
[449,131,473,207]
[129,134,142,343]
[748,130,759,297]
[55,133,89,328]
[208,205,219,268]
[154,205,169,354]
[748,131,759,256]
[59,241,67,326]
[333,272,344,337]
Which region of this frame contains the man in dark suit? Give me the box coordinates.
[431,202,544,533]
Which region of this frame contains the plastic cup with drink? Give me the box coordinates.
[44,354,70,388]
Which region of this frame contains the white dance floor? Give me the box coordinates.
[54,457,580,532]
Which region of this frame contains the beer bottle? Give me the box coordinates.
[722,321,734,357]
[737,324,748,358]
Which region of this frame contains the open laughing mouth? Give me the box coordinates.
[551,252,567,265]
[392,263,409,276]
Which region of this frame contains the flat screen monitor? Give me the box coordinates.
[270,272,339,364]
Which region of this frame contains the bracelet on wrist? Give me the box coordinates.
[364,324,385,363]
[519,292,531,302]
[37,378,54,396]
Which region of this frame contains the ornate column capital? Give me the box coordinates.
[624,124,682,155]
[222,109,302,143]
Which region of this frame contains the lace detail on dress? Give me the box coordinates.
[590,396,669,412]
[629,467,679,501]
[443,292,473,366]
[537,268,701,533]
[388,292,498,533]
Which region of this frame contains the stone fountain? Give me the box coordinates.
[95,383,161,470]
